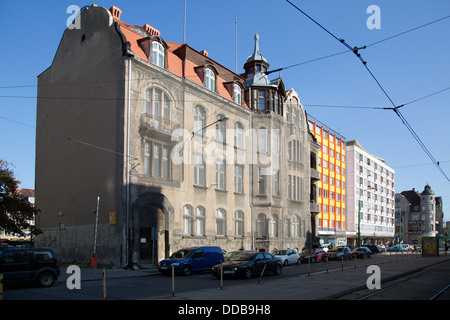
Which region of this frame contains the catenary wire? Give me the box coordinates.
[285,0,450,182]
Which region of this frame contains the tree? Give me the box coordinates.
[0,160,41,238]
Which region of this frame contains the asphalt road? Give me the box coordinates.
[2,252,449,301]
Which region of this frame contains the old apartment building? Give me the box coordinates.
[35,5,320,267]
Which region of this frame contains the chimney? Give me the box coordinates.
[109,6,122,20]
[143,24,160,36]
[200,50,208,57]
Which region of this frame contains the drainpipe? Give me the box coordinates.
[249,89,255,250]
[125,55,133,267]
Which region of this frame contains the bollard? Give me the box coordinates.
[172,264,175,297]
[374,252,376,265]
[220,265,223,290]
[0,273,3,301]
[258,263,267,284]
[103,269,106,300]
[341,255,344,271]
[326,256,329,273]
[354,254,357,269]
[308,257,311,276]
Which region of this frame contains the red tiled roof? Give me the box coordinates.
[110,7,248,108]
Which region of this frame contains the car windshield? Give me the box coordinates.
[302,249,315,254]
[356,248,365,251]
[170,249,195,259]
[273,250,288,255]
[329,248,343,252]
[230,253,256,261]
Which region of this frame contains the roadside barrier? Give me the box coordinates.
[103,269,106,300]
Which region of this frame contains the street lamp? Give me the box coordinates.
[192,115,229,137]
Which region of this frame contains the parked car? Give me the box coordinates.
[212,252,282,279]
[158,246,224,276]
[401,244,413,252]
[365,245,381,254]
[0,248,60,287]
[327,246,352,260]
[387,245,403,252]
[299,248,328,263]
[352,247,372,259]
[273,249,301,266]
[224,250,257,261]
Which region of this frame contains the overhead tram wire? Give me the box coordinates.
[284,0,450,182]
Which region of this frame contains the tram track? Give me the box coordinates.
[332,258,450,300]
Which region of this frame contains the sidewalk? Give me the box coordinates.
[58,264,159,283]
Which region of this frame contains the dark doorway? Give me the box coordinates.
[139,205,158,265]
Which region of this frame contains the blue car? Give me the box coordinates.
[158,246,224,276]
[387,245,403,252]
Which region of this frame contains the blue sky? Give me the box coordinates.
[1,0,449,220]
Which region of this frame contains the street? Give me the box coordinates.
[2,252,449,301]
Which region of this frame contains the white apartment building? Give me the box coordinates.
[346,140,395,245]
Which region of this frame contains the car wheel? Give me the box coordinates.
[311,258,316,263]
[182,266,192,276]
[296,258,301,265]
[244,267,254,279]
[37,272,55,288]
[273,264,282,276]
[283,259,289,267]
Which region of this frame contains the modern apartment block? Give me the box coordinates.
[35,5,320,267]
[345,140,395,245]
[307,116,347,247]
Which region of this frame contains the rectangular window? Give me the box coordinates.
[234,165,243,194]
[258,168,266,195]
[152,143,160,178]
[272,171,279,196]
[258,90,266,110]
[162,146,169,180]
[194,153,205,186]
[216,158,226,190]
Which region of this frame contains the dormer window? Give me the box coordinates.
[152,41,164,68]
[233,84,242,105]
[205,68,215,91]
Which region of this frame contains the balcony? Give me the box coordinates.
[310,201,320,213]
[310,167,320,181]
[139,113,180,137]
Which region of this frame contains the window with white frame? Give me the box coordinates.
[216,114,226,144]
[194,105,206,137]
[234,164,243,194]
[143,141,170,181]
[269,214,278,237]
[234,122,244,149]
[216,209,227,236]
[152,41,164,68]
[194,153,206,187]
[257,213,266,237]
[234,210,244,236]
[183,205,193,235]
[233,84,242,105]
[205,68,215,91]
[195,206,205,235]
[216,157,226,190]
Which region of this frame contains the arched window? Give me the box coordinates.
[183,205,193,235]
[257,213,266,237]
[291,215,300,237]
[216,114,226,144]
[194,105,206,136]
[269,214,278,237]
[152,41,164,68]
[205,68,215,91]
[195,206,205,236]
[216,208,227,236]
[234,122,244,149]
[234,210,244,236]
[233,84,242,105]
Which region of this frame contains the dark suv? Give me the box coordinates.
[0,248,60,287]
